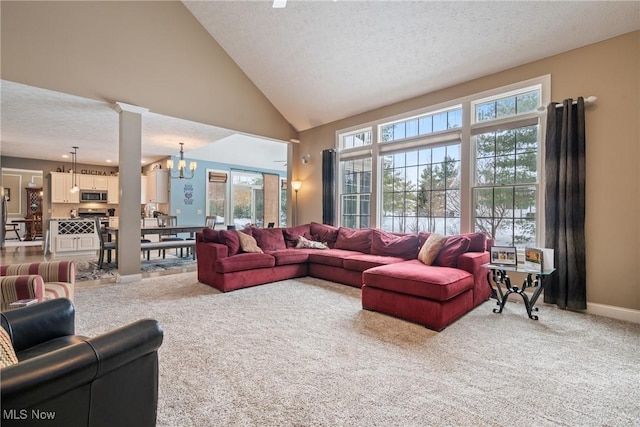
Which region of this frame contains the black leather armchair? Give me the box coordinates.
[1,298,164,427]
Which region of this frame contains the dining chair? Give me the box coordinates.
[157,215,184,258]
[4,220,22,241]
[96,218,116,269]
[205,216,224,230]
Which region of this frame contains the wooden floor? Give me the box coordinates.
[1,239,197,287]
[0,239,96,265]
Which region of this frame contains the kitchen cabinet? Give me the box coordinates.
[50,219,99,257]
[141,175,148,204]
[144,169,169,204]
[50,172,80,204]
[107,176,119,204]
[79,174,108,190]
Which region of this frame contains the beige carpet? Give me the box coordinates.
[74,273,640,426]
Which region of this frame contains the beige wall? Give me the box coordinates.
[0,1,297,142]
[297,32,640,311]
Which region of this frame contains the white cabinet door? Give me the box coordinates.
[143,169,169,203]
[141,175,148,204]
[79,175,109,190]
[77,235,98,251]
[93,176,109,190]
[107,176,119,204]
[55,235,98,252]
[54,236,77,252]
[51,173,80,203]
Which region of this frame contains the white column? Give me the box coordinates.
[112,102,148,283]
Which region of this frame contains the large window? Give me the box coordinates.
[381,144,461,234]
[473,125,538,245]
[337,77,548,246]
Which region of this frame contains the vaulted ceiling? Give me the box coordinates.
[185,0,640,131]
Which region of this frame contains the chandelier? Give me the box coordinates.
[167,143,197,179]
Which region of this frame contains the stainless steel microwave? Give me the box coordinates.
[80,190,108,203]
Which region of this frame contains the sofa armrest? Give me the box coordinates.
[196,242,229,287]
[1,275,45,305]
[2,261,76,285]
[457,251,491,305]
[1,319,163,427]
[0,298,75,352]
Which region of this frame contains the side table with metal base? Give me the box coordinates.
[482,263,556,320]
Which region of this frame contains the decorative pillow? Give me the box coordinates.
[283,224,312,248]
[295,235,329,250]
[219,230,241,256]
[417,233,448,265]
[418,232,431,250]
[334,227,372,253]
[459,232,487,252]
[236,230,263,253]
[371,229,419,259]
[435,236,471,268]
[0,326,18,369]
[310,222,339,248]
[252,228,286,251]
[201,228,220,243]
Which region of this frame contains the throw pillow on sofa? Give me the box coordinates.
[459,232,487,252]
[219,230,241,256]
[371,229,419,259]
[334,227,372,253]
[235,230,263,254]
[201,228,221,243]
[417,233,448,265]
[435,236,471,268]
[252,228,287,251]
[310,222,339,248]
[295,235,329,250]
[283,224,313,248]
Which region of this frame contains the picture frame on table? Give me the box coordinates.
[490,246,517,266]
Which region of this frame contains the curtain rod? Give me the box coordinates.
[536,96,597,112]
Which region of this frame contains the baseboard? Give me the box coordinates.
[586,302,640,324]
[117,273,143,284]
[506,291,640,324]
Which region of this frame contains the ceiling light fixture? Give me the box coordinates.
[167,143,197,180]
[70,146,79,193]
[273,0,287,8]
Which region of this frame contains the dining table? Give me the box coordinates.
[105,224,204,239]
[103,224,205,264]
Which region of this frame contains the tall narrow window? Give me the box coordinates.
[340,158,371,229]
[471,77,541,246]
[207,170,227,224]
[231,171,264,228]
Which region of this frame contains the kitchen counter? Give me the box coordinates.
[49,218,100,258]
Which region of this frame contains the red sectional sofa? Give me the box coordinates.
[196,222,491,331]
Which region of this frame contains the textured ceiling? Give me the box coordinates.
[1,1,638,169]
[184,0,640,131]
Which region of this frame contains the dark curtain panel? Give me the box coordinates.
[322,149,336,225]
[544,97,587,310]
